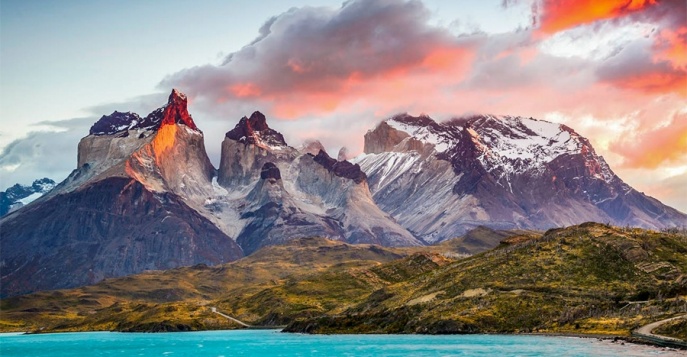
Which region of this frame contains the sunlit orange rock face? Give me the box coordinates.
[152,122,178,166]
[161,89,199,130]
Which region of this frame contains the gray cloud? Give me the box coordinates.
[595,39,687,92]
[161,0,473,103]
[0,118,92,190]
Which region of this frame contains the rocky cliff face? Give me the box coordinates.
[0,90,243,298]
[355,114,687,242]
[73,89,213,198]
[237,162,345,254]
[214,113,422,253]
[218,111,297,188]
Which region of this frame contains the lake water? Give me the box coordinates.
[0,330,683,356]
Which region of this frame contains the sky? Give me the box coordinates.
[0,0,686,212]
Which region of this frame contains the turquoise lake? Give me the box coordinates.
[0,330,682,356]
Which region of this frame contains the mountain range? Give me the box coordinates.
[1,89,685,297]
[0,178,55,217]
[356,113,686,242]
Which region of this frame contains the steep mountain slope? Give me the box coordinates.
[0,90,243,298]
[0,178,55,217]
[209,111,422,254]
[354,114,687,243]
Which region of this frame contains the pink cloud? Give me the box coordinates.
[610,111,687,168]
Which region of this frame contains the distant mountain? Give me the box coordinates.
[0,178,55,217]
[354,114,687,243]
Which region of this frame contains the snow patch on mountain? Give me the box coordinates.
[352,152,422,191]
[386,117,455,153]
[470,115,583,176]
[378,114,613,182]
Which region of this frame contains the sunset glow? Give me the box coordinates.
[537,0,658,34]
[2,0,686,212]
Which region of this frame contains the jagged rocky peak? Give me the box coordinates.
[89,111,143,136]
[260,162,282,181]
[87,89,198,137]
[390,113,439,128]
[300,139,327,155]
[312,150,367,184]
[225,111,287,149]
[160,88,198,130]
[337,147,349,161]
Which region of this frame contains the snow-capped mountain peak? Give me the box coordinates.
[370,113,613,181]
[0,178,56,217]
[464,115,614,181]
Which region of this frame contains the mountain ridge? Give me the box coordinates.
[354,113,686,243]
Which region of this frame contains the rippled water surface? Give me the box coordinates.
[0,330,683,356]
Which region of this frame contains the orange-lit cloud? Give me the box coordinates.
[230,83,262,98]
[610,112,687,168]
[605,71,687,96]
[163,0,478,119]
[536,0,657,34]
[654,26,687,69]
[535,0,686,96]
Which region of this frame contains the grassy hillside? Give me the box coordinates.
[654,318,687,340]
[284,223,687,335]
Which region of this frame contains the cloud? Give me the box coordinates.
[610,111,687,168]
[596,38,687,96]
[0,118,92,190]
[535,0,659,34]
[161,0,478,118]
[658,172,687,214]
[533,0,686,96]
[154,0,687,174]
